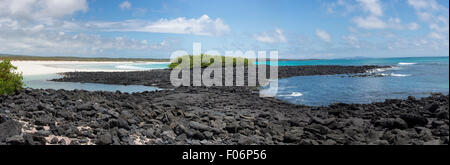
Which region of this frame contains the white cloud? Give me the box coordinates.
[119,1,132,10]
[428,31,444,39]
[0,29,174,56]
[353,16,386,29]
[137,15,230,36]
[0,0,88,20]
[315,29,332,43]
[254,28,287,44]
[407,0,449,43]
[0,0,181,56]
[408,0,441,11]
[77,15,230,36]
[356,0,383,16]
[387,17,403,29]
[407,22,420,30]
[429,23,448,33]
[342,34,360,48]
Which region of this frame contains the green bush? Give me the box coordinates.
[0,60,24,95]
[169,54,251,69]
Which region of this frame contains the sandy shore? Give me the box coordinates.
[10,61,169,76]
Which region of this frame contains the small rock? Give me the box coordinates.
[400,114,428,127]
[97,132,113,145]
[189,121,220,133]
[162,130,176,141]
[375,118,408,129]
[238,135,253,145]
[203,131,213,139]
[5,135,25,145]
[76,103,93,111]
[51,137,59,144]
[69,140,80,145]
[0,120,23,141]
[426,103,440,112]
[432,120,445,128]
[304,124,330,135]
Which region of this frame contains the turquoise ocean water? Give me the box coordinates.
[23,57,449,106]
[262,56,449,106]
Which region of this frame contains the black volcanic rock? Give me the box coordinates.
[0,120,22,142]
[51,65,390,89]
[0,86,447,145]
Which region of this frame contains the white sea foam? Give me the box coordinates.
[390,73,411,77]
[290,92,303,97]
[389,66,402,70]
[280,92,303,97]
[115,65,146,70]
[367,68,387,73]
[398,62,416,65]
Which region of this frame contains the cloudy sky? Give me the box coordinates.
[0,0,448,59]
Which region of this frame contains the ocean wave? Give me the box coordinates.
[368,68,387,73]
[398,62,416,65]
[390,73,411,77]
[367,66,403,74]
[389,66,402,70]
[280,92,303,97]
[115,65,146,70]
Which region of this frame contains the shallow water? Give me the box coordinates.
[22,62,168,93]
[23,74,160,93]
[264,56,449,106]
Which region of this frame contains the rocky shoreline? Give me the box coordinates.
[52,65,389,89]
[1,65,448,145]
[0,87,448,145]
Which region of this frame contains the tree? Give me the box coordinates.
[0,60,24,95]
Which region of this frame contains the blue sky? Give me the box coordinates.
[0,0,448,59]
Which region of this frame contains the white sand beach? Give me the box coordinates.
[11,61,169,76]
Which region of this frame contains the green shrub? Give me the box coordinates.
[0,60,24,95]
[169,54,252,69]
